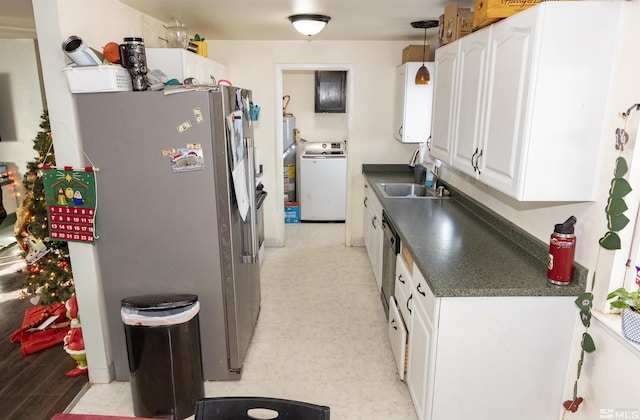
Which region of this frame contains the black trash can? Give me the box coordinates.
[121,294,204,419]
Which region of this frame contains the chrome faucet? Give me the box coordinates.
[430,166,439,192]
[428,159,443,194]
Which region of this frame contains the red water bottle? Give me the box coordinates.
[548,216,577,285]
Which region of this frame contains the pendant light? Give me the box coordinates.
[288,14,331,37]
[411,20,439,85]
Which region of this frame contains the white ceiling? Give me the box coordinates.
[0,0,475,41]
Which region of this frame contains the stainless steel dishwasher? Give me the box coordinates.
[381,211,400,318]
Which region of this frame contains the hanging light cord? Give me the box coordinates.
[421,27,427,64]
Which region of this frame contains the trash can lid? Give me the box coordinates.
[121,293,198,310]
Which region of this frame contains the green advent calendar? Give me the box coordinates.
[42,166,97,243]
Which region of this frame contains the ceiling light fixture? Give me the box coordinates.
[411,20,439,85]
[288,14,331,37]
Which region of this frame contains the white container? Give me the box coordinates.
[63,65,132,93]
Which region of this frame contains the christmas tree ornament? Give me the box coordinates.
[63,295,88,377]
[25,232,50,264]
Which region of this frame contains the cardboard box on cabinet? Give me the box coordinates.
[472,0,551,30]
[442,3,474,45]
[402,45,430,64]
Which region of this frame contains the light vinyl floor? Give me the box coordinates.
[68,223,417,419]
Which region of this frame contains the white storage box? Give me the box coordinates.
[63,65,132,93]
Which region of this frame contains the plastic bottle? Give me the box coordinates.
[425,166,434,188]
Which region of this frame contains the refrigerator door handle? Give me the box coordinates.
[243,136,259,264]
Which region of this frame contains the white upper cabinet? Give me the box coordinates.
[431,2,622,201]
[146,48,229,85]
[430,43,458,161]
[450,28,491,176]
[394,62,435,143]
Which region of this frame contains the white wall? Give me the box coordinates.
[282,70,348,142]
[560,3,640,417]
[0,39,44,213]
[207,40,418,247]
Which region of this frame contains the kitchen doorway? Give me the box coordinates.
[275,64,354,246]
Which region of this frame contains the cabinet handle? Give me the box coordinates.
[391,318,398,330]
[364,197,368,208]
[407,294,413,315]
[398,125,403,138]
[372,215,377,229]
[426,135,432,151]
[471,147,478,171]
[398,274,405,284]
[476,149,483,175]
[416,282,426,297]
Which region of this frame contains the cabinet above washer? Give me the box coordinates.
[393,62,435,144]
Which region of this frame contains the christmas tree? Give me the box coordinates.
[14,111,74,305]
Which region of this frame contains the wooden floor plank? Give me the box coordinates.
[1,249,88,420]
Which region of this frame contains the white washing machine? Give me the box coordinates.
[297,141,347,221]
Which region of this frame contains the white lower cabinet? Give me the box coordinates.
[388,252,413,381]
[363,181,383,289]
[395,253,413,324]
[405,268,437,420]
[388,296,408,380]
[406,295,434,420]
[403,266,577,420]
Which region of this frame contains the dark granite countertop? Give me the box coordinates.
[363,164,587,298]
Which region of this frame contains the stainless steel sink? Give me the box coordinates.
[377,183,449,199]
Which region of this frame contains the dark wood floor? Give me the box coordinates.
[0,244,88,420]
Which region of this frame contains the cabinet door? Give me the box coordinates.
[363,182,382,289]
[388,296,408,380]
[363,195,375,258]
[479,13,535,195]
[450,28,490,177]
[406,302,434,420]
[395,254,413,325]
[394,62,434,144]
[430,42,458,162]
[392,64,406,142]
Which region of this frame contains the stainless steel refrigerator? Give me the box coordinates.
[75,87,261,381]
